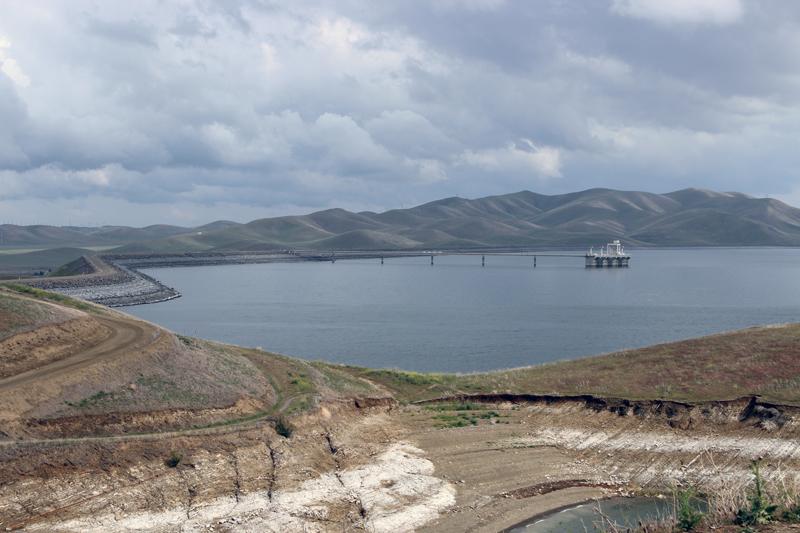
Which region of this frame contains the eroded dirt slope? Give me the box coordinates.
[4,395,799,532]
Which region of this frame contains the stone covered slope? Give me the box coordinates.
[16,255,180,306]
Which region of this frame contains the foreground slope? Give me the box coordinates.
[3,288,800,531]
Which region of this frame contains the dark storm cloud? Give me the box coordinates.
[1,0,800,225]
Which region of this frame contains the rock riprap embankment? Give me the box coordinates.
[21,255,179,307]
[16,250,392,307]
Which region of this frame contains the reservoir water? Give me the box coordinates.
[127,248,800,372]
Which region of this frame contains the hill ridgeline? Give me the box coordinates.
[4,188,800,252]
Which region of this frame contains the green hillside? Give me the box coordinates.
[8,188,800,253]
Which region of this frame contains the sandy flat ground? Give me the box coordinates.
[407,419,608,532]
[397,401,800,532]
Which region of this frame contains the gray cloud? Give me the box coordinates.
[1,0,800,225]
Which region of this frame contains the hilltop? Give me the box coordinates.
[4,188,800,256]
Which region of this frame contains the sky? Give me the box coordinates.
[2,0,800,226]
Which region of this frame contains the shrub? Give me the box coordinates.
[4,283,94,311]
[781,496,800,524]
[735,461,778,526]
[782,502,800,523]
[165,451,182,468]
[275,416,293,438]
[367,369,444,386]
[675,487,704,531]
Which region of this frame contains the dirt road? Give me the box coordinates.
[0,315,156,392]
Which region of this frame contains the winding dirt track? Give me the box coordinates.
[0,309,311,448]
[0,314,155,393]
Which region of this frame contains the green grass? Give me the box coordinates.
[134,375,210,405]
[364,369,449,386]
[190,409,273,431]
[425,402,483,412]
[65,390,115,409]
[63,376,212,413]
[177,334,194,347]
[2,284,95,312]
[425,403,501,428]
[433,414,475,428]
[430,411,500,428]
[308,361,378,395]
[0,290,52,339]
[287,372,315,393]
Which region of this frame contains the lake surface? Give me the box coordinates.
[127,248,800,372]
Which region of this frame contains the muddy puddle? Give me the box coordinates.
[507,496,691,532]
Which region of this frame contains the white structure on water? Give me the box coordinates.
[585,240,630,268]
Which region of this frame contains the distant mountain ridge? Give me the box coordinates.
[5,188,800,252]
[0,221,242,247]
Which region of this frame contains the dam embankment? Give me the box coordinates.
[12,255,179,306]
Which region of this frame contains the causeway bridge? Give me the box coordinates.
[294,248,629,268]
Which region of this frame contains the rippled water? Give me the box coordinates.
[126,248,800,372]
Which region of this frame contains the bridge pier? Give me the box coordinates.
[482,255,485,267]
[430,254,434,266]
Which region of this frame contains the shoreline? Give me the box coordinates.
[8,244,799,308]
[4,249,462,306]
[4,246,591,306]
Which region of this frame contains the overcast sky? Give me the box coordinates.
[2,0,800,226]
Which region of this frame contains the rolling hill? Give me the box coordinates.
[0,221,242,248]
[6,188,800,253]
[0,247,95,278]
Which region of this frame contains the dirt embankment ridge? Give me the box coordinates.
[416,392,794,431]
